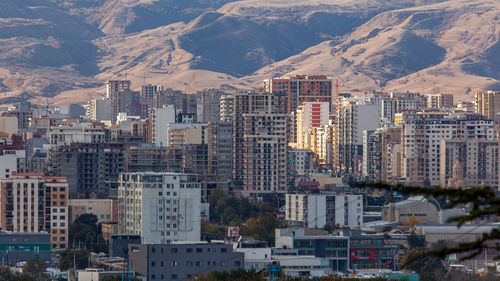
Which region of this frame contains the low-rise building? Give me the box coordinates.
[129,243,244,281]
[285,193,363,228]
[0,232,51,264]
[69,199,118,223]
[275,228,350,272]
[382,196,440,224]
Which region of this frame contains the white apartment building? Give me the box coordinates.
[118,172,201,244]
[402,115,496,186]
[152,105,176,146]
[285,193,363,228]
[0,150,25,179]
[48,123,106,146]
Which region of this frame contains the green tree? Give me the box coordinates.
[243,214,282,245]
[22,258,48,281]
[0,265,15,281]
[69,214,107,253]
[59,249,89,270]
[407,231,425,249]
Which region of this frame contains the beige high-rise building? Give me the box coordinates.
[440,139,498,188]
[232,91,288,197]
[296,102,330,150]
[0,173,69,250]
[475,90,500,119]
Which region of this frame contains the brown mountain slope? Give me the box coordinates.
[245,0,500,100]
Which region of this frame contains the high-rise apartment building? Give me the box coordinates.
[233,91,288,197]
[427,93,454,109]
[402,114,496,186]
[264,75,332,114]
[197,89,225,123]
[151,105,176,146]
[310,124,335,166]
[296,102,330,149]
[380,92,423,122]
[48,143,125,196]
[86,99,112,122]
[440,139,498,188]
[106,80,131,99]
[363,127,402,182]
[335,100,381,176]
[0,173,68,250]
[118,172,201,244]
[219,94,234,123]
[475,90,500,120]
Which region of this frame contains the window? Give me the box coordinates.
[171,275,178,280]
[171,248,177,253]
[171,261,178,267]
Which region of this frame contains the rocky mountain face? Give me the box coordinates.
[0,0,498,104]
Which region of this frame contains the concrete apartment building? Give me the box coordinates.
[475,90,500,119]
[285,193,363,228]
[296,102,330,150]
[118,172,201,244]
[106,79,132,123]
[69,199,118,223]
[0,150,25,179]
[232,91,288,197]
[380,92,423,123]
[427,93,454,108]
[151,105,176,146]
[48,123,107,146]
[440,139,498,188]
[336,100,381,176]
[0,173,68,250]
[48,142,125,196]
[197,89,225,123]
[264,75,332,114]
[86,99,112,122]
[129,243,244,281]
[219,94,234,123]
[401,114,496,186]
[363,127,402,182]
[288,148,314,177]
[311,124,335,166]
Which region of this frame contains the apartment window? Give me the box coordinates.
[151,261,155,267]
[171,275,177,280]
[171,248,177,253]
[171,261,178,267]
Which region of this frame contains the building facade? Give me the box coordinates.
[118,172,201,244]
[129,243,244,281]
[0,173,68,250]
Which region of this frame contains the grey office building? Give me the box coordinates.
[129,243,244,281]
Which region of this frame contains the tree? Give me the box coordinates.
[22,258,48,281]
[357,182,500,261]
[59,249,89,270]
[243,214,282,245]
[407,231,425,249]
[405,216,422,230]
[0,266,15,281]
[69,214,107,253]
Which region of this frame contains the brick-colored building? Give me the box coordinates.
[0,173,69,250]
